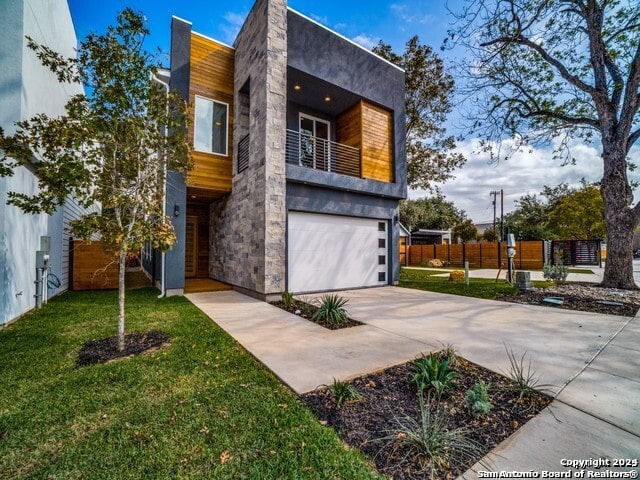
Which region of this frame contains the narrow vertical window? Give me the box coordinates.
[194,96,228,155]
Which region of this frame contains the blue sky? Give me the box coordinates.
[67,1,456,61]
[66,0,634,223]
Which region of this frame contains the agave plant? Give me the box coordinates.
[410,354,459,397]
[311,294,349,326]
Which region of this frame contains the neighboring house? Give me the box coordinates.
[411,229,451,245]
[474,221,494,235]
[0,0,88,325]
[151,0,407,298]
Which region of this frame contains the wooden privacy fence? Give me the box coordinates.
[407,241,545,270]
[71,241,119,290]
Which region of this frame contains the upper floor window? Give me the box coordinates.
[194,96,228,156]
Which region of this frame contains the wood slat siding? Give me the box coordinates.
[361,101,393,183]
[336,100,394,183]
[60,197,99,293]
[71,241,118,290]
[336,102,362,149]
[406,241,545,269]
[188,33,234,193]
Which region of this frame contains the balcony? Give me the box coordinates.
[285,129,360,178]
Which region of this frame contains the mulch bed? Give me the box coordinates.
[270,299,363,330]
[76,330,170,367]
[497,289,640,316]
[302,356,551,480]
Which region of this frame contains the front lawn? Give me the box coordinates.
[399,267,553,299]
[0,289,380,479]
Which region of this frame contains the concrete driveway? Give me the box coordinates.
[187,286,640,474]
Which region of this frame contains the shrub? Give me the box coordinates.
[382,393,482,476]
[465,380,492,418]
[330,378,362,406]
[311,294,349,326]
[449,270,465,283]
[427,259,443,268]
[280,290,295,308]
[441,260,451,268]
[410,354,458,396]
[543,263,569,283]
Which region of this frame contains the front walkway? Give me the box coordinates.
[186,286,640,474]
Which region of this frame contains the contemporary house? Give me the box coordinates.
[0,0,91,326]
[153,0,407,299]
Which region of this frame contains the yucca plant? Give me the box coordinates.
[311,294,349,326]
[410,354,458,397]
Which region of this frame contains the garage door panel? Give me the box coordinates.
[288,212,387,292]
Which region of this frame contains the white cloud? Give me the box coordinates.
[390,3,434,25]
[409,138,640,223]
[310,13,329,25]
[221,11,247,44]
[352,34,378,50]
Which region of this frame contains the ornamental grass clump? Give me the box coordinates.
[330,378,363,406]
[503,344,552,410]
[280,290,295,309]
[311,294,349,326]
[382,393,482,477]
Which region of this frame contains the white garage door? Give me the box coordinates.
[287,212,388,292]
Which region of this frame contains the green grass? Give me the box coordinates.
[399,268,554,300]
[0,289,381,479]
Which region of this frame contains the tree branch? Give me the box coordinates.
[628,128,640,154]
[523,110,599,127]
[619,42,640,140]
[481,35,597,95]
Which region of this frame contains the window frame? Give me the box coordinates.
[193,95,229,156]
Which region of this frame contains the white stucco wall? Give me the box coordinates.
[1,0,84,325]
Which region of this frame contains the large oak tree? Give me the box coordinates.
[449,0,640,288]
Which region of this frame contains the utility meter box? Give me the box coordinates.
[40,236,51,254]
[507,234,516,247]
[36,250,50,269]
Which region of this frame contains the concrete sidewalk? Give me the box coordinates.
[187,286,639,475]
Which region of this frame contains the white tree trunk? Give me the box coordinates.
[117,250,127,351]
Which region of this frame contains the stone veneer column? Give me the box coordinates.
[262,0,288,294]
[210,0,286,297]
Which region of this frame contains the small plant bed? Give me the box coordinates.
[302,351,552,479]
[497,282,640,316]
[76,330,170,366]
[270,293,363,330]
